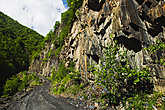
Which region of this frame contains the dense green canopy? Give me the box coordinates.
[0,12,44,95]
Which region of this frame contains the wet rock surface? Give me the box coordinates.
[0,78,86,110]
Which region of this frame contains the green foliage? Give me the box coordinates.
[145,40,165,66]
[67,0,83,10]
[75,9,81,19]
[146,40,165,53]
[54,47,62,57]
[51,0,83,57]
[3,71,40,97]
[66,84,81,95]
[3,75,20,96]
[0,12,44,95]
[50,61,82,95]
[126,94,153,110]
[92,42,154,107]
[54,21,60,30]
[60,9,74,45]
[126,92,165,110]
[44,30,55,43]
[52,8,75,56]
[51,61,76,82]
[83,39,164,108]
[51,72,81,95]
[32,29,57,60]
[53,62,68,81]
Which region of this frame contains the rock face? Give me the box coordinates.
[30,0,165,91]
[29,41,59,77]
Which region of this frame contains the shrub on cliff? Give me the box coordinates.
[52,0,83,56]
[67,0,83,10]
[91,42,154,108]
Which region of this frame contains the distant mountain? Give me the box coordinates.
[0,11,44,95]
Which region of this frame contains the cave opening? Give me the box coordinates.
[114,35,142,53]
[88,0,105,11]
[87,54,100,64]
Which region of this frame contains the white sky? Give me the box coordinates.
[0,0,66,36]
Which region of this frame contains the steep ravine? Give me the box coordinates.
[30,0,165,90]
[0,76,86,110]
[2,0,165,109]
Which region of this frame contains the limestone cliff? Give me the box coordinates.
[29,0,165,91]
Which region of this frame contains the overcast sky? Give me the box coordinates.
[0,0,67,36]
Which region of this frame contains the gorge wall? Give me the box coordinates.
[29,0,165,91]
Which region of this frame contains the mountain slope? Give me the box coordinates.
[1,0,164,109]
[30,0,165,80]
[29,0,165,109]
[0,11,44,95]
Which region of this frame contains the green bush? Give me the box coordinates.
[51,61,76,81]
[3,75,20,96]
[3,71,40,97]
[56,8,75,48]
[54,62,68,81]
[146,40,165,53]
[92,42,154,107]
[54,21,60,30]
[126,92,165,110]
[145,40,165,66]
[44,30,55,43]
[67,0,83,10]
[50,61,82,95]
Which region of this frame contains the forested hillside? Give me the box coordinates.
[0,12,44,95]
[1,0,165,109]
